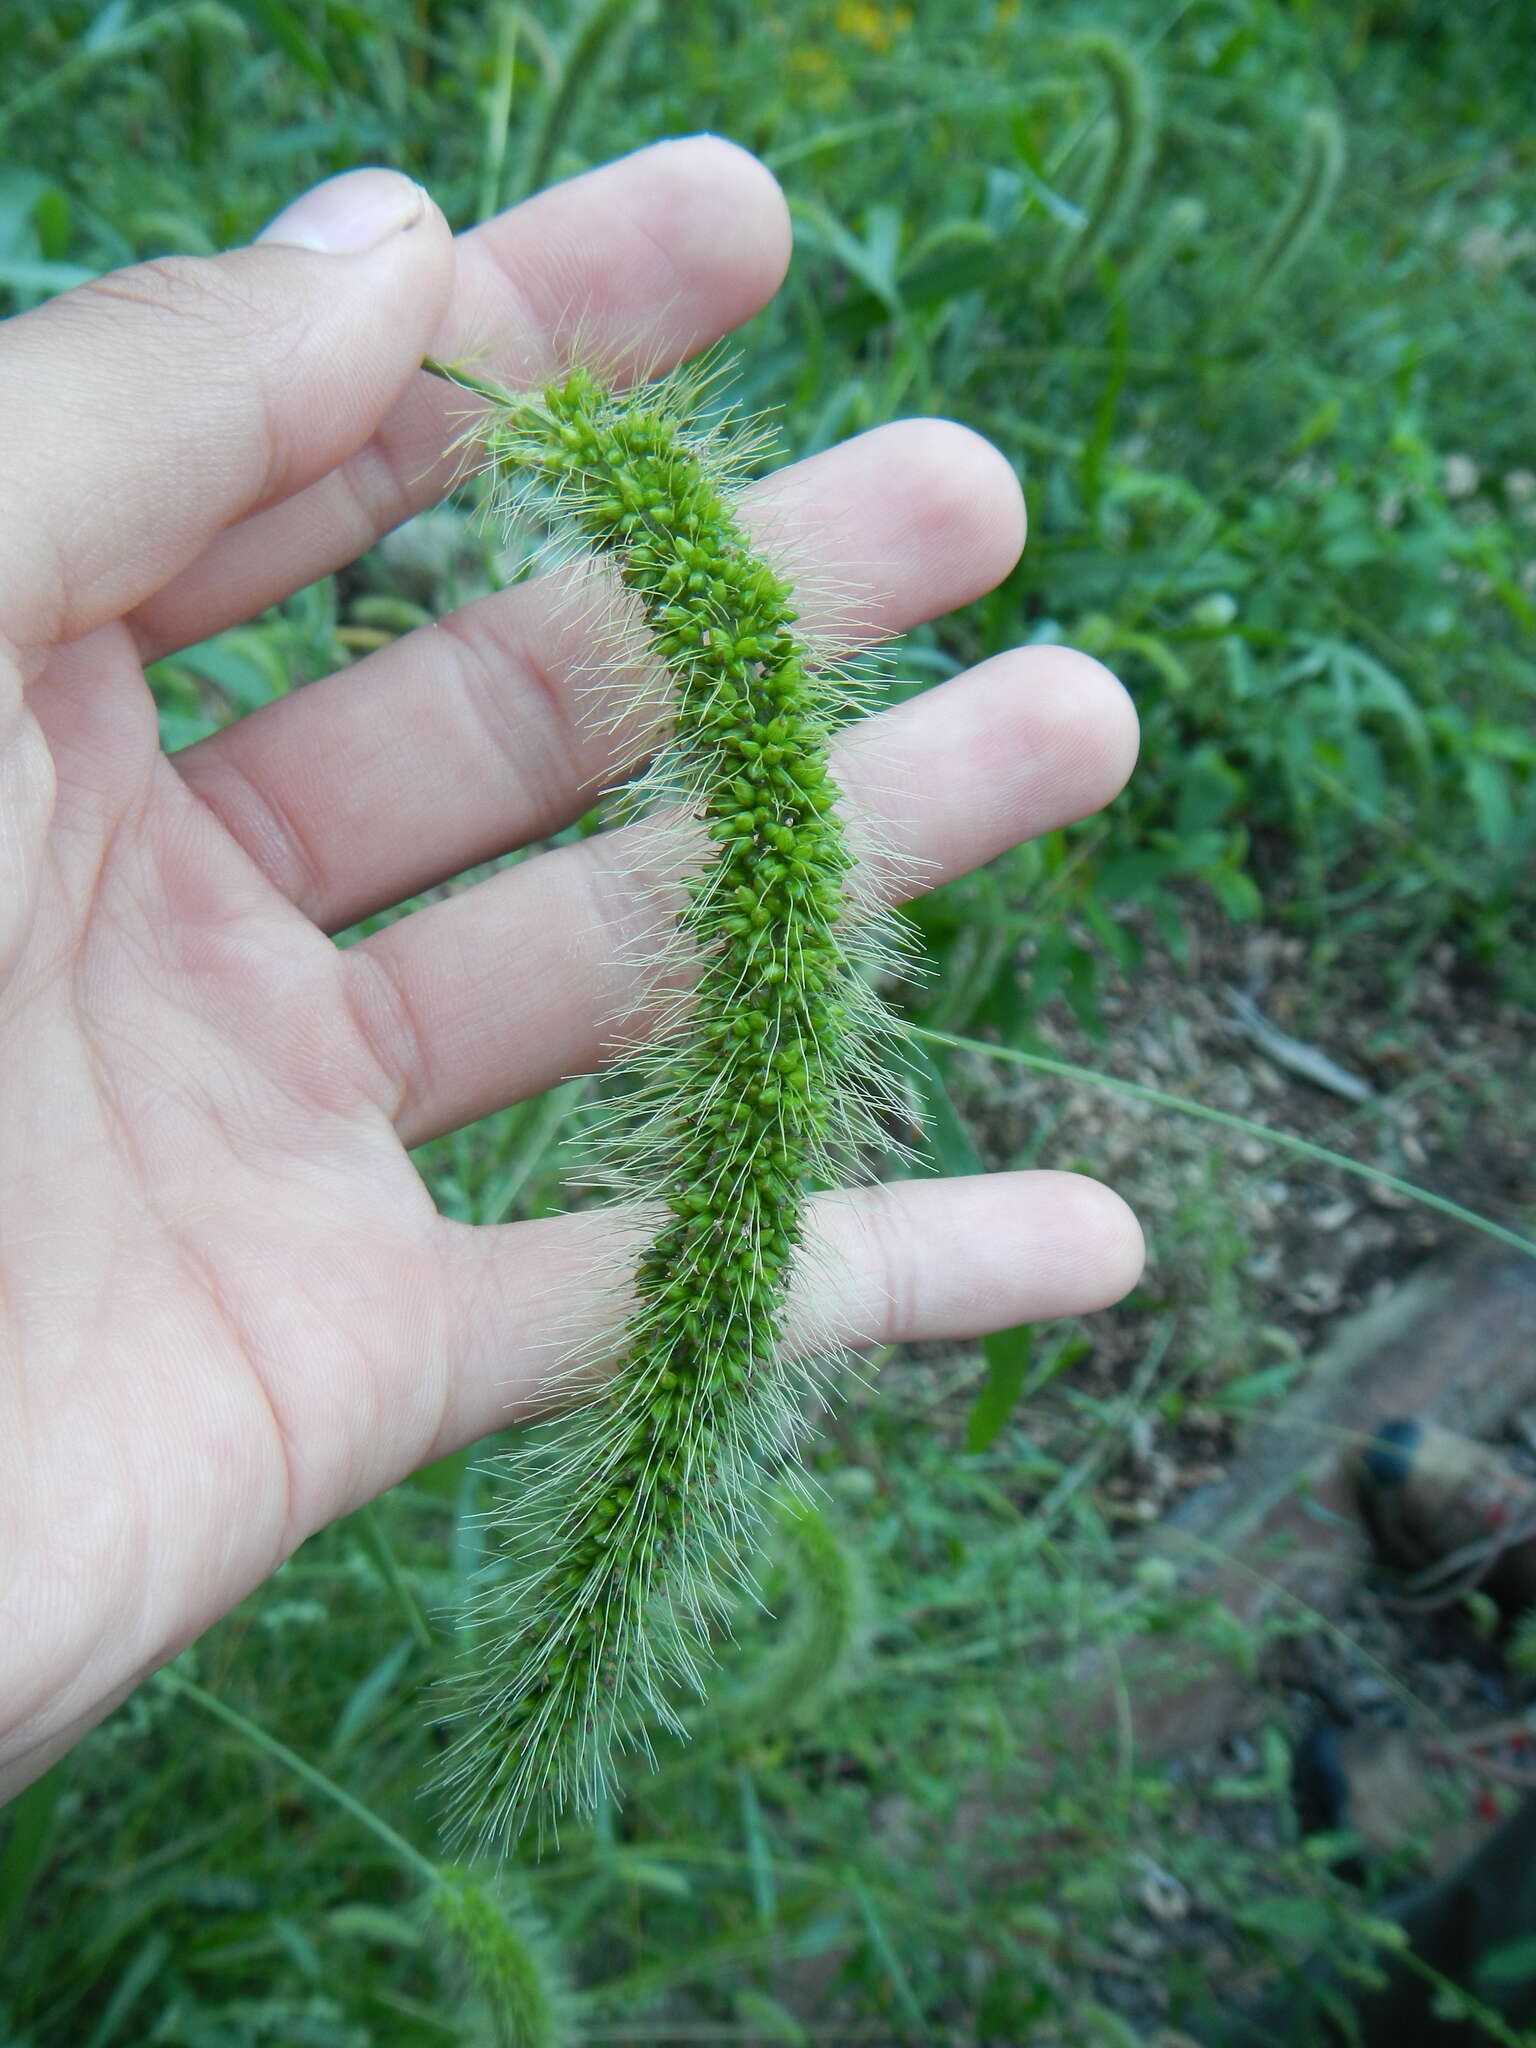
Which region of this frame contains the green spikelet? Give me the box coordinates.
[1250,107,1346,299]
[427,1871,574,2048]
[425,358,911,1848]
[1056,31,1158,283]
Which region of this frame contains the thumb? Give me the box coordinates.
[0,168,454,657]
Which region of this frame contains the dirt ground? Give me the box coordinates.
[919,898,1536,2038]
[942,898,1536,1487]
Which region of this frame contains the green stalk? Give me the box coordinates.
[354,1498,435,1650]
[913,1026,1536,1263]
[159,1669,573,2044]
[156,1666,440,1884]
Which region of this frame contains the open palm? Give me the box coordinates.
[0,142,1142,1800]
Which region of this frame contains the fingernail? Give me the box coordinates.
[257,168,427,255]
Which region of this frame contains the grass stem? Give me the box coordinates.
[913,1026,1536,1264]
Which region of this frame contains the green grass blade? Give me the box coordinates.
[0,1760,67,1942]
[912,1025,1536,1264]
[966,1324,1033,1452]
[353,1497,435,1650]
[521,0,648,197]
[155,1668,440,1885]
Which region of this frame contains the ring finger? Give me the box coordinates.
[346,640,1137,1146]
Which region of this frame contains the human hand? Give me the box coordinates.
[0,140,1142,1800]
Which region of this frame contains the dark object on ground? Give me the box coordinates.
[1116,1251,1536,1761]
[1291,1719,1352,1839]
[1292,1720,1494,1884]
[1209,1414,1536,2044]
[1352,1417,1536,1614]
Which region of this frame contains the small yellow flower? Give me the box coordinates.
[834,0,911,53]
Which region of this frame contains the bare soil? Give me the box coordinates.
[899,898,1536,2039]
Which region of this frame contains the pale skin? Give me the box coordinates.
[0,140,1144,1802]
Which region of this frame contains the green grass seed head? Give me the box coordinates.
[425,357,911,1850]
[707,1493,870,1746]
[1055,29,1159,283]
[1250,105,1346,299]
[427,1870,574,2048]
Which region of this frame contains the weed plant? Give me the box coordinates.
[426,357,910,1846]
[2,0,1535,2041]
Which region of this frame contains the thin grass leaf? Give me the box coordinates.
[353,1499,434,1650]
[520,0,650,197]
[737,1766,777,1936]
[915,1026,1536,1263]
[80,1933,171,2048]
[0,1762,67,1943]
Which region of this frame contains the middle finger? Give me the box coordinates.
[345,640,1137,1147]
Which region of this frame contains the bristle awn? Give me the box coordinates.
[421,355,914,1851]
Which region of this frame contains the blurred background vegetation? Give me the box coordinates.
[2,0,1534,2041]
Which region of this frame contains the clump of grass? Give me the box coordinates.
[156,1669,574,2046]
[426,358,909,1848]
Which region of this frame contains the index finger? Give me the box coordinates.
[130,136,792,660]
